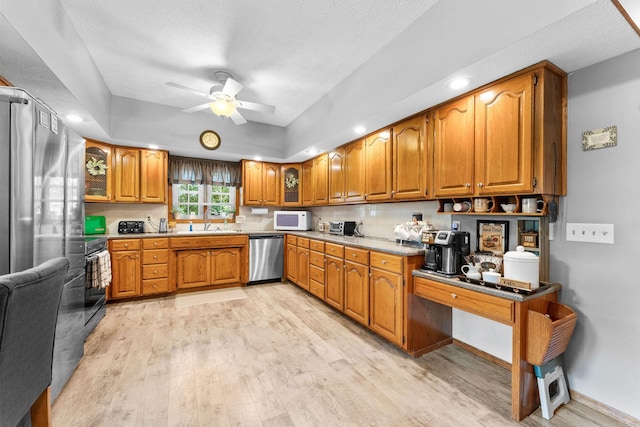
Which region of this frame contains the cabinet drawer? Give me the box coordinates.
[325,243,344,258]
[142,278,170,295]
[142,249,168,265]
[310,264,324,284]
[309,279,325,299]
[110,239,141,251]
[309,239,325,252]
[370,251,402,274]
[170,235,247,249]
[142,263,168,279]
[142,238,168,249]
[309,250,325,268]
[287,235,297,245]
[344,247,369,265]
[414,277,514,324]
[297,237,310,248]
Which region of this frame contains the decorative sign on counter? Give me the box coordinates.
[476,220,509,255]
[582,125,616,151]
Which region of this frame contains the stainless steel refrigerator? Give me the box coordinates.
[0,87,85,401]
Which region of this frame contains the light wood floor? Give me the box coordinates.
[53,283,624,427]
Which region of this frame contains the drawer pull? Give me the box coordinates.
[153,255,158,259]
[154,242,158,246]
[381,260,387,264]
[153,270,158,274]
[124,244,129,248]
[451,293,457,299]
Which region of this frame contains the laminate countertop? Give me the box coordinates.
[104,230,425,256]
[412,269,562,302]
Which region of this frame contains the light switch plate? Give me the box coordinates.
[566,223,614,244]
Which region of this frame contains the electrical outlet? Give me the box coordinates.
[451,220,460,231]
[146,214,152,222]
[566,223,614,244]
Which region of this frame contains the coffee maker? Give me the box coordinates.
[423,230,470,275]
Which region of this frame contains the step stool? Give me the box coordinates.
[533,355,571,420]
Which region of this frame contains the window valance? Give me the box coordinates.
[169,155,241,186]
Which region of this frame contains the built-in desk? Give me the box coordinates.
[411,270,562,421]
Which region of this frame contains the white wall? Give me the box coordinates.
[548,48,640,420]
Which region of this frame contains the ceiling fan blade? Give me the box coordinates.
[182,102,210,113]
[222,77,243,98]
[236,100,275,114]
[166,82,210,98]
[229,110,247,125]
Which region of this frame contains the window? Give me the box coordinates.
[171,184,237,220]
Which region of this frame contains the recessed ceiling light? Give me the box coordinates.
[354,126,366,135]
[447,77,473,90]
[254,155,262,161]
[306,148,318,155]
[148,144,159,149]
[65,114,84,123]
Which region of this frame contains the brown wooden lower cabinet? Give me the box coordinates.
[344,259,369,326]
[295,247,310,291]
[324,255,344,310]
[109,239,141,299]
[369,267,404,345]
[286,243,297,283]
[176,248,241,288]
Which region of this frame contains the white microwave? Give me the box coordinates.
[273,211,312,231]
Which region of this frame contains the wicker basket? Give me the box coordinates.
[526,302,577,366]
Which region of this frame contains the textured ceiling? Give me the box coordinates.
[1,0,639,162]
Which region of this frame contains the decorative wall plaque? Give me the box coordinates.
[582,125,617,151]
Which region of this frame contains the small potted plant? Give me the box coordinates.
[170,206,183,220]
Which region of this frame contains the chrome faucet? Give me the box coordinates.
[203,207,218,230]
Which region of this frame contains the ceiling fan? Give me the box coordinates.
[167,71,275,125]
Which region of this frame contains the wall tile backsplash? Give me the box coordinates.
[86,200,452,239]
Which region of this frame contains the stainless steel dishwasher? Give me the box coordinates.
[248,234,284,283]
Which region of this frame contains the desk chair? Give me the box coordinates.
[0,257,69,427]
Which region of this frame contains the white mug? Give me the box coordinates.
[522,198,544,213]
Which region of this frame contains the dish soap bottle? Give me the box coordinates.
[189,221,193,232]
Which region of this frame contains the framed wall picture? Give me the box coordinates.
[476,220,509,255]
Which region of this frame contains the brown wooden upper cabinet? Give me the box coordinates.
[328,147,345,204]
[313,153,329,205]
[281,163,302,206]
[85,139,114,202]
[114,147,167,203]
[433,63,566,198]
[242,160,280,206]
[391,115,428,200]
[364,129,393,201]
[344,139,365,203]
[86,139,167,204]
[301,159,314,206]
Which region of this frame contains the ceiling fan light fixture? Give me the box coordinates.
[209,95,237,117]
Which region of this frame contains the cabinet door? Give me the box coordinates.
[369,268,403,345]
[392,116,426,200]
[286,243,298,282]
[114,148,140,202]
[176,250,209,288]
[475,73,534,195]
[281,164,302,206]
[364,130,392,201]
[301,159,314,206]
[433,96,475,197]
[210,248,241,284]
[325,255,344,311]
[328,148,345,204]
[262,162,280,205]
[140,149,167,203]
[110,250,141,299]
[296,247,310,291]
[344,260,369,326]
[344,140,365,203]
[313,154,329,205]
[242,160,263,205]
[85,140,113,202]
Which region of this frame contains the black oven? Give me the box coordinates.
[84,236,108,340]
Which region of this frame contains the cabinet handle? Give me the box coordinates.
[465,183,471,188]
[154,242,158,246]
[124,244,128,248]
[153,284,158,289]
[478,183,484,188]
[451,293,457,299]
[153,270,158,274]
[153,255,158,259]
[381,260,387,264]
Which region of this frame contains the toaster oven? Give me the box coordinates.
[329,221,357,236]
